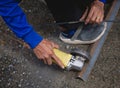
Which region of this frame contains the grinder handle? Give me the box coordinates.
[53,49,72,67]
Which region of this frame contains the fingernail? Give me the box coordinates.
[62,66,65,69]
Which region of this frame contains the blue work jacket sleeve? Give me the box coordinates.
[0,1,43,49]
[99,0,106,3]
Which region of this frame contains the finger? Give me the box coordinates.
[44,40,59,49]
[91,11,98,23]
[51,54,65,69]
[35,50,43,60]
[43,59,47,64]
[42,49,52,65]
[46,43,53,50]
[46,57,52,65]
[95,14,101,24]
[85,7,94,24]
[99,14,104,23]
[51,42,59,49]
[80,7,89,21]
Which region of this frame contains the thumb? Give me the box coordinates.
[51,42,59,49]
[52,54,65,69]
[80,7,89,21]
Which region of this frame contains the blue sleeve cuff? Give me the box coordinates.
[23,29,43,49]
[99,0,106,3]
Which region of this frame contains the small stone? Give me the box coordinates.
[30,54,32,57]
[20,74,23,76]
[39,76,42,79]
[7,82,10,86]
[20,79,23,82]
[25,59,27,62]
[36,85,39,88]
[48,80,51,83]
[31,83,34,86]
[28,9,32,12]
[66,45,70,49]
[26,82,30,85]
[28,72,31,75]
[23,72,25,75]
[18,45,22,48]
[8,64,14,68]
[2,68,4,70]
[8,78,12,82]
[36,70,39,73]
[13,71,16,74]
[91,75,95,79]
[18,84,22,87]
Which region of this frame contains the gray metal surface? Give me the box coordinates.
[66,56,85,71]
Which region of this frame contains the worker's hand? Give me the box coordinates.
[80,0,104,24]
[33,39,64,69]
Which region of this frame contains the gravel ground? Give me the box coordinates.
[0,0,120,88]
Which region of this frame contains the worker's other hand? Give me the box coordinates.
[33,39,64,69]
[80,0,104,24]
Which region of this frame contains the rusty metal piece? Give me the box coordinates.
[77,0,120,81]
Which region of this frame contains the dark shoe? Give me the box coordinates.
[59,22,107,44]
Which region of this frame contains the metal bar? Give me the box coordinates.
[44,20,120,26]
[77,0,120,81]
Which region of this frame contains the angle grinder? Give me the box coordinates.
[53,48,90,71]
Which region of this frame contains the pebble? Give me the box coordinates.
[26,82,30,85]
[8,78,12,82]
[91,75,95,79]
[23,72,26,75]
[20,79,23,82]
[39,76,42,79]
[7,82,10,86]
[31,82,34,86]
[28,10,32,12]
[13,71,17,74]
[66,45,70,49]
[36,85,40,88]
[8,64,14,68]
[2,67,4,71]
[36,70,39,74]
[4,56,7,60]
[18,45,22,48]
[28,72,31,75]
[18,84,22,87]
[24,59,27,62]
[29,53,32,57]
[48,80,52,83]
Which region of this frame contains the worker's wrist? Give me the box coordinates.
[23,29,43,49]
[94,0,106,4]
[93,0,105,8]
